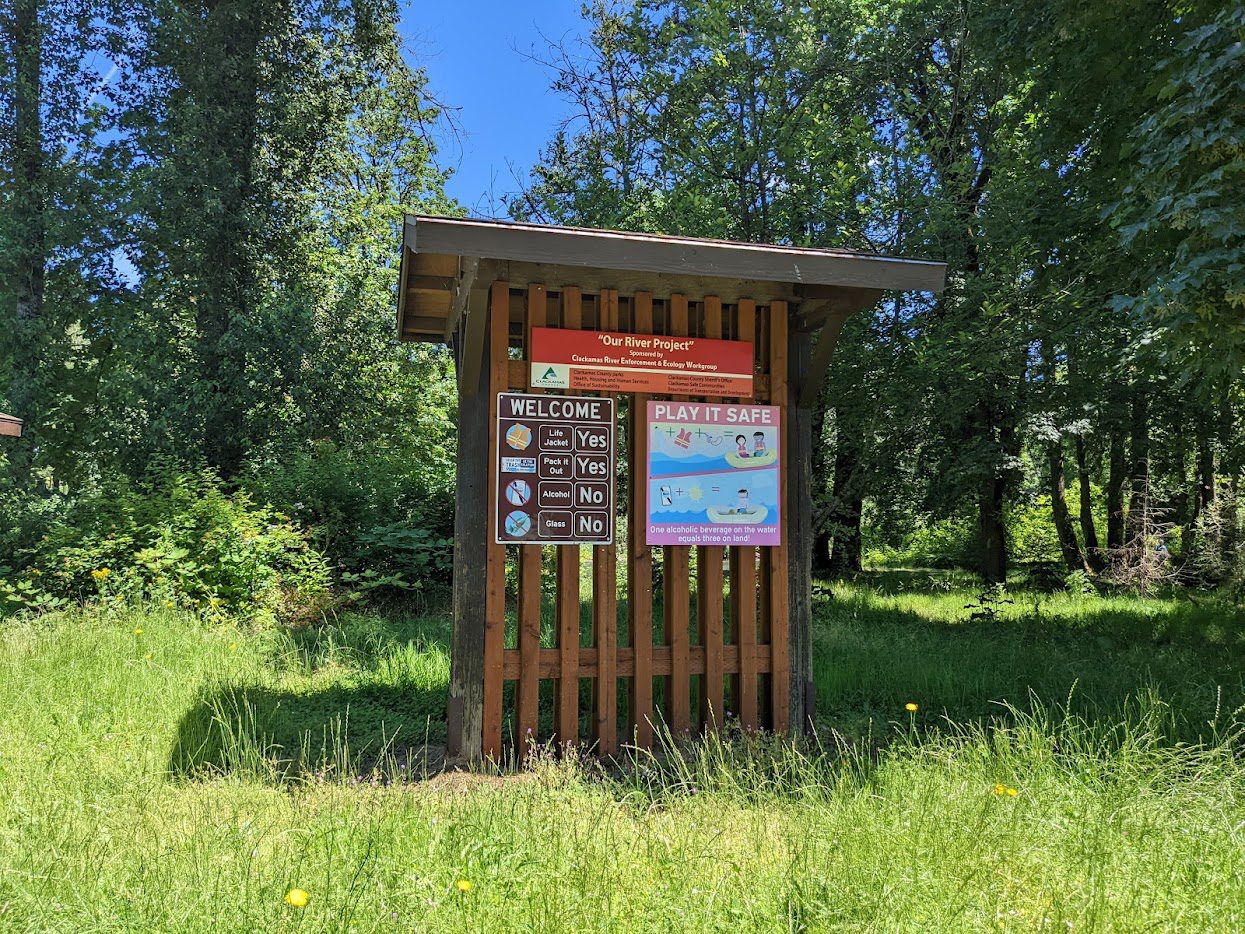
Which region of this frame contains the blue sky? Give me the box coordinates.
[399,2,586,217]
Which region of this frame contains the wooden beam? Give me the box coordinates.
[443,256,480,342]
[797,289,882,408]
[458,286,490,395]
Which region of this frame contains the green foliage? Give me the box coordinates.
[1007,496,1064,565]
[864,513,978,569]
[1112,4,1245,375]
[0,468,332,624]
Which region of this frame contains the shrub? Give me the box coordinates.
[0,467,332,625]
[242,440,454,597]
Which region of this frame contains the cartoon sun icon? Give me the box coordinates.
[688,485,704,502]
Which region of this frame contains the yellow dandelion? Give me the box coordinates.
[133,627,144,636]
[163,600,174,608]
[1006,787,1019,797]
[284,887,309,908]
[455,879,473,894]
[144,653,153,661]
[993,783,1006,795]
[904,702,919,713]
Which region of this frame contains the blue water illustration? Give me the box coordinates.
[649,471,779,520]
[649,451,730,476]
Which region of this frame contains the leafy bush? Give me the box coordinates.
[243,440,454,597]
[0,467,332,625]
[863,512,978,568]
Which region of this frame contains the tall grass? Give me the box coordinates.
[0,582,1243,930]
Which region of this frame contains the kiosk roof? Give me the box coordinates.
[397,215,945,343]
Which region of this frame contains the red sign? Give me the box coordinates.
[529,327,753,398]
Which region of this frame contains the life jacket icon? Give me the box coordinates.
[674,428,693,449]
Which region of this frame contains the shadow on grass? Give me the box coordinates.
[169,610,452,782]
[168,681,447,781]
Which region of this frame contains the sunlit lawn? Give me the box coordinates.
[1,576,1243,930]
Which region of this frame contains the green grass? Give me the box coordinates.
[1,578,1244,930]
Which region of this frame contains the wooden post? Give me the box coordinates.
[787,329,814,732]
[482,281,510,761]
[447,291,491,764]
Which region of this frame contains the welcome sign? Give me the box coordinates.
[495,392,616,545]
[529,327,753,398]
[645,401,781,546]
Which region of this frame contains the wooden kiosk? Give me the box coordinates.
[396,216,945,764]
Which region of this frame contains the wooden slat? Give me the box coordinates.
[593,288,620,756]
[730,298,758,729]
[666,293,692,735]
[516,283,547,762]
[555,286,583,748]
[518,543,541,759]
[629,291,655,749]
[769,300,791,734]
[701,296,725,728]
[483,281,511,760]
[502,645,774,679]
[734,547,758,729]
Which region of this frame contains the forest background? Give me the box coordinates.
[2,0,1243,620]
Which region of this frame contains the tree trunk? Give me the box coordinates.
[1126,390,1151,540]
[1074,435,1103,571]
[8,0,47,472]
[810,394,833,576]
[1106,428,1127,551]
[978,474,1007,583]
[191,3,263,478]
[1048,439,1085,572]
[826,440,863,576]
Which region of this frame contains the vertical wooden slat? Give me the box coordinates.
[593,289,619,755]
[483,280,511,760]
[666,293,692,735]
[517,284,547,761]
[700,296,725,728]
[735,546,759,729]
[556,287,583,748]
[629,291,655,749]
[769,300,791,734]
[730,299,758,729]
